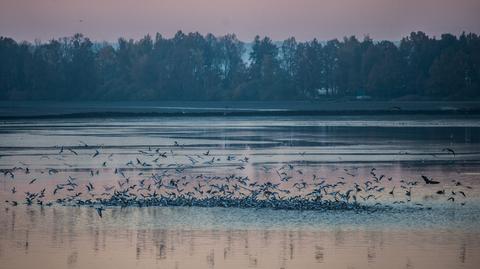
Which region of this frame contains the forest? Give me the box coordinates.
[0,31,479,101]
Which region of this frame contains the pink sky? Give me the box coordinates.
[1,0,479,42]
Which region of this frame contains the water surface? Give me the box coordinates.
[1,115,480,268]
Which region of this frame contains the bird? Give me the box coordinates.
[388,186,395,196]
[405,188,412,198]
[95,207,105,218]
[68,148,78,155]
[79,140,89,147]
[8,142,471,214]
[442,148,455,157]
[421,175,439,184]
[4,170,14,178]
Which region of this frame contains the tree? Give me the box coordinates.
[365,41,406,98]
[0,31,478,101]
[427,49,468,98]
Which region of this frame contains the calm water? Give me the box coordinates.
[1,115,480,269]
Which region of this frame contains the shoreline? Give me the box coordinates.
[2,100,480,119]
[2,108,480,120]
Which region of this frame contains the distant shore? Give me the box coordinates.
[1,101,480,119]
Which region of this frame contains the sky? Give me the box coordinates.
[1,0,479,42]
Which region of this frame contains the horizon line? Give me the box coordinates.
[2,30,479,45]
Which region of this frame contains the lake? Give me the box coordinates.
[1,112,480,269]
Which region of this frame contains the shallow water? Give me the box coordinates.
[1,206,480,269]
[1,115,480,268]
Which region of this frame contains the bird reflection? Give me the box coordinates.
[67,251,78,267]
[24,230,29,254]
[314,245,324,263]
[206,249,215,268]
[459,243,466,263]
[0,212,478,269]
[0,142,479,269]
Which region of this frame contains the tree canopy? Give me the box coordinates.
[0,31,479,101]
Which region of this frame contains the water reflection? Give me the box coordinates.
[1,116,480,268]
[1,206,480,269]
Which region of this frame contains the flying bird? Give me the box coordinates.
[421,175,439,184]
[442,148,455,157]
[68,148,78,155]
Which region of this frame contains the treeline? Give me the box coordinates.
[0,31,479,101]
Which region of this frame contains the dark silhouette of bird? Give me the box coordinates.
[389,186,395,196]
[96,207,105,218]
[68,148,78,155]
[405,187,412,197]
[421,175,439,184]
[442,148,455,157]
[4,170,14,178]
[79,140,89,147]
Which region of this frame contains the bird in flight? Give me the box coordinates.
[442,148,455,157]
[421,175,439,184]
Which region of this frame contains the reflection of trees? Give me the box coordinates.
[1,207,479,268]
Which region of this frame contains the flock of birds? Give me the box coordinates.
[1,142,473,217]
